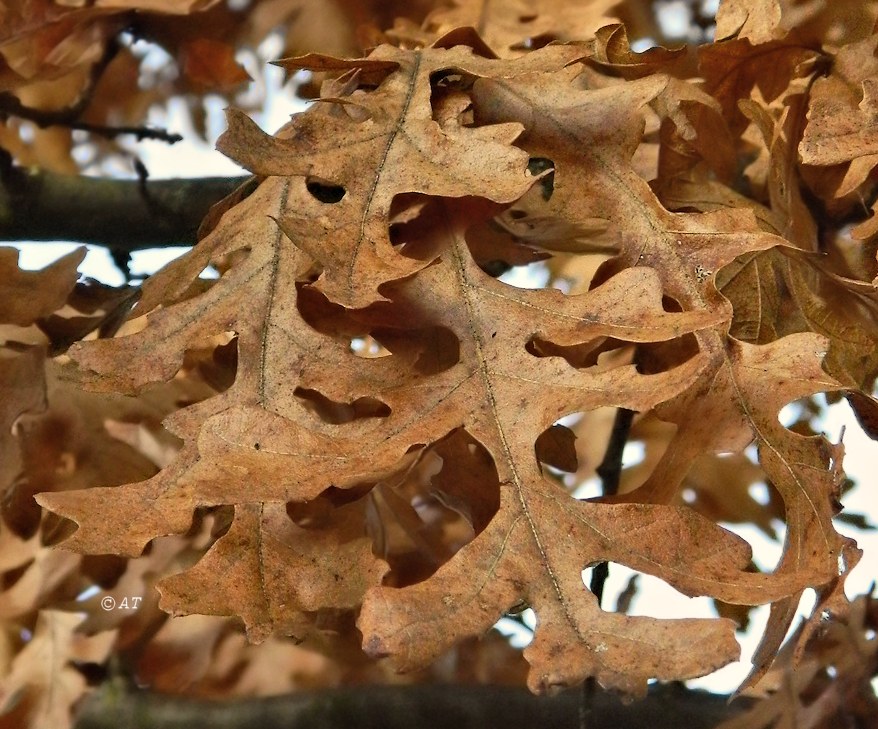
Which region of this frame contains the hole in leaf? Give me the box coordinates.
[527,335,631,370]
[430,70,469,90]
[370,429,500,587]
[661,295,682,312]
[479,260,512,277]
[535,423,578,474]
[181,334,238,395]
[679,450,783,540]
[582,563,718,619]
[294,387,391,424]
[748,482,770,505]
[350,336,391,358]
[511,33,557,50]
[374,326,460,375]
[290,482,376,526]
[718,518,784,572]
[776,396,823,432]
[497,260,550,289]
[527,157,555,200]
[306,177,346,203]
[622,441,645,468]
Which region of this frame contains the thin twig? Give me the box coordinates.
[589,407,635,605]
[0,39,181,145]
[0,92,183,144]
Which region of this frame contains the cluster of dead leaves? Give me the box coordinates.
[2,0,878,728]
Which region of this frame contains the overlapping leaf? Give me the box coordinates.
[218,42,589,307]
[469,39,855,687]
[356,205,811,695]
[22,6,873,710]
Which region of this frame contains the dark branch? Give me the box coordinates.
[74,682,755,729]
[0,91,183,143]
[0,169,251,250]
[589,407,635,606]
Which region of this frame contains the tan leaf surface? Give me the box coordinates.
[350,207,807,695]
[0,611,115,729]
[157,500,388,642]
[389,0,621,57]
[698,38,818,137]
[219,43,589,307]
[715,0,785,43]
[470,39,858,688]
[22,6,877,707]
[0,248,84,327]
[38,189,723,652]
[0,347,46,529]
[799,36,878,190]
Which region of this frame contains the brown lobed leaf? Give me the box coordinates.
[28,15,873,704]
[0,248,84,327]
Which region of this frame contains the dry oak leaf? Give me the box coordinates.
[403,0,622,56]
[698,38,818,137]
[471,62,784,444]
[344,208,812,696]
[726,98,878,402]
[0,347,46,524]
[40,198,716,649]
[217,42,586,308]
[799,36,878,196]
[0,0,219,90]
[585,23,687,79]
[629,334,854,690]
[0,247,84,327]
[156,500,389,642]
[735,97,878,388]
[40,175,723,653]
[470,68,783,316]
[655,128,870,683]
[37,181,410,642]
[469,67,857,686]
[576,25,736,181]
[0,611,115,729]
[714,0,785,44]
[30,190,494,640]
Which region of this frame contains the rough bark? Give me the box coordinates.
[74,682,754,729]
[0,170,249,250]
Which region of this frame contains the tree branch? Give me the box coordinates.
[589,407,635,605]
[74,682,755,729]
[0,169,251,250]
[0,39,182,145]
